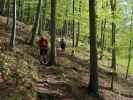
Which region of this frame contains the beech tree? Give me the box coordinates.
[110,0,116,90]
[71,0,75,55]
[88,0,99,94]
[30,0,42,46]
[10,0,16,48]
[0,0,5,15]
[48,0,56,65]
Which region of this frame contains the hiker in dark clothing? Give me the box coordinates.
[60,38,66,51]
[36,34,48,64]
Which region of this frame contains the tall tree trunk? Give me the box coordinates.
[62,3,68,40]
[27,3,31,23]
[111,0,116,69]
[130,8,133,32]
[111,22,116,69]
[30,0,42,46]
[48,0,56,65]
[71,0,75,55]
[88,0,98,94]
[10,0,16,48]
[20,0,23,21]
[99,19,106,60]
[76,0,82,47]
[125,40,132,79]
[42,0,47,31]
[38,14,42,35]
[126,8,133,79]
[110,0,116,90]
[6,0,10,25]
[0,0,5,15]
[18,0,21,20]
[76,22,80,47]
[99,20,104,60]
[62,21,67,40]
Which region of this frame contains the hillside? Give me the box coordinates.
[0,16,133,100]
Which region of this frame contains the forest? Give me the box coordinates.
[0,0,133,100]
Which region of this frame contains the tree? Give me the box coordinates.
[17,0,21,20]
[6,0,10,25]
[20,0,23,21]
[42,0,47,30]
[99,19,106,60]
[126,40,132,79]
[48,0,56,65]
[125,8,133,79]
[10,0,16,48]
[30,0,42,46]
[88,0,99,94]
[111,0,116,69]
[0,0,5,15]
[71,0,75,55]
[76,0,82,47]
[110,0,116,90]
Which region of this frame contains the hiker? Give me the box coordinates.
[60,37,66,51]
[36,34,48,64]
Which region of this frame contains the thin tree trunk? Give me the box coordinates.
[111,22,116,70]
[30,0,42,46]
[110,0,116,90]
[6,0,10,25]
[17,0,20,20]
[125,8,133,79]
[38,14,42,34]
[125,40,132,79]
[42,0,47,31]
[76,0,82,47]
[62,3,68,40]
[48,0,56,65]
[99,19,106,60]
[130,8,133,32]
[0,0,5,15]
[88,0,98,95]
[62,21,67,39]
[20,1,23,21]
[10,0,16,48]
[27,4,31,23]
[71,0,75,55]
[76,22,80,47]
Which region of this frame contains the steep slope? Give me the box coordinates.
[0,16,132,100]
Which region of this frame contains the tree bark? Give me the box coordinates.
[110,0,116,90]
[0,0,5,15]
[76,0,82,47]
[30,0,42,46]
[88,0,99,95]
[99,19,106,60]
[20,1,23,21]
[38,14,42,35]
[6,0,10,25]
[48,0,56,65]
[111,0,116,68]
[27,3,31,23]
[42,0,47,31]
[130,8,133,32]
[125,8,133,79]
[71,0,75,55]
[62,21,67,39]
[10,0,16,48]
[125,40,132,79]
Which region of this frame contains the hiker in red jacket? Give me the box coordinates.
[36,34,48,64]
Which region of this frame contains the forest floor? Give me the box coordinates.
[0,16,133,100]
